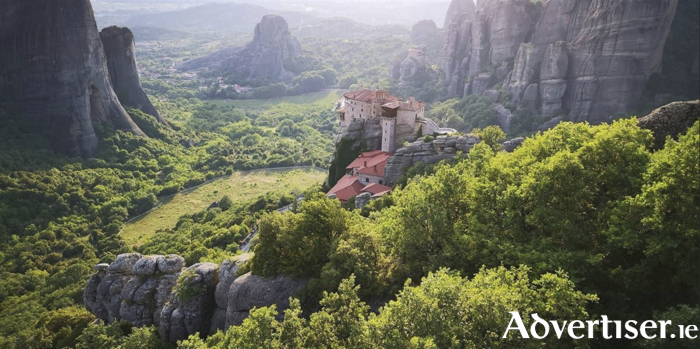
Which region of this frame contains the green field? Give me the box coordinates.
[206,90,343,110]
[120,167,326,246]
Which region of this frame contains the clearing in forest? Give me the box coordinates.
[120,167,326,246]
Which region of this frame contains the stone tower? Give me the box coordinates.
[381,116,397,153]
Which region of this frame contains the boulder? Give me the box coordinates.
[109,253,143,273]
[355,192,372,209]
[637,100,700,150]
[157,255,185,274]
[133,255,161,276]
[225,273,307,327]
[501,137,525,152]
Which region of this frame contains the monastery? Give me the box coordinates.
[329,89,440,204]
[337,89,439,153]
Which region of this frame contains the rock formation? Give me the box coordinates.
[399,48,429,83]
[384,134,480,184]
[444,0,476,28]
[100,26,167,125]
[637,100,700,150]
[178,14,302,81]
[159,262,219,343]
[226,273,307,327]
[411,20,439,46]
[442,0,686,127]
[0,0,145,158]
[211,254,252,333]
[337,118,416,152]
[84,253,305,343]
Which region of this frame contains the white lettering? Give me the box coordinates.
[530,313,550,339]
[601,315,613,339]
[503,312,530,339]
[686,325,698,339]
[568,320,585,339]
[625,320,638,339]
[550,320,568,339]
[586,320,599,338]
[614,320,622,338]
[658,320,672,339]
[640,320,657,339]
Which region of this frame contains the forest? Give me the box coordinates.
[0,0,698,348]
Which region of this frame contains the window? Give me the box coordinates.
[366,178,369,183]
[379,180,383,185]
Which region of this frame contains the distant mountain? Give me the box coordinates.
[292,18,409,40]
[124,3,316,34]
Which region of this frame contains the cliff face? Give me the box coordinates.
[178,14,302,81]
[84,253,306,343]
[100,26,167,125]
[0,0,144,158]
[442,0,684,126]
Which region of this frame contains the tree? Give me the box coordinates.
[472,125,506,153]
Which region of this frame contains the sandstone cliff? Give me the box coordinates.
[84,253,306,343]
[0,0,145,158]
[100,26,167,125]
[178,14,302,81]
[442,0,688,127]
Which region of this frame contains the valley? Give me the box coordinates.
[0,0,698,348]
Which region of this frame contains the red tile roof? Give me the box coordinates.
[345,151,391,177]
[327,175,365,203]
[329,151,394,203]
[344,89,401,104]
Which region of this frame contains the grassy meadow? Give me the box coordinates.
[120,167,326,246]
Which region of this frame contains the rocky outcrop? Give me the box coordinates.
[637,100,700,150]
[211,254,252,333]
[100,26,167,125]
[355,192,372,209]
[0,0,145,158]
[384,135,480,184]
[444,0,476,28]
[84,253,306,343]
[83,254,183,327]
[178,14,302,81]
[411,20,439,46]
[443,0,686,127]
[226,273,307,327]
[160,262,219,343]
[501,137,525,152]
[338,118,415,153]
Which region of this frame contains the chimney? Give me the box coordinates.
[374,165,377,172]
[364,161,367,167]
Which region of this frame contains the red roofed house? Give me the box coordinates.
[327,151,393,204]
